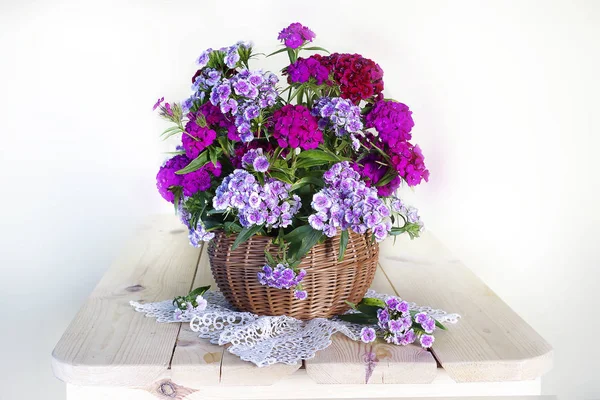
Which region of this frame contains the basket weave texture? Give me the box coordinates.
[208,230,379,319]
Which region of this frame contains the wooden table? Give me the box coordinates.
[52,215,554,399]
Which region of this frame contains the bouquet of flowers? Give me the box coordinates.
[154,23,429,300]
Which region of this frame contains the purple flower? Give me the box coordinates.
[421,316,436,334]
[377,308,390,326]
[258,263,306,291]
[213,170,301,229]
[253,156,269,172]
[360,327,377,343]
[312,97,363,137]
[278,22,316,49]
[225,49,240,68]
[188,222,215,247]
[153,97,164,111]
[401,329,416,345]
[197,48,213,68]
[385,297,400,310]
[397,301,409,313]
[388,319,404,333]
[156,154,189,203]
[414,312,428,324]
[420,334,435,349]
[309,162,392,242]
[294,290,308,300]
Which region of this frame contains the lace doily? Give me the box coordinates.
[130,290,460,367]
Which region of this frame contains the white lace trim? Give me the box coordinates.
[130,290,460,367]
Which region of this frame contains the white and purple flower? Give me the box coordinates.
[213,170,301,229]
[360,327,377,343]
[308,162,392,242]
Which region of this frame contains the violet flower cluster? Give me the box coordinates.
[271,104,323,150]
[197,41,252,70]
[365,100,429,186]
[391,197,424,231]
[286,56,329,85]
[360,296,437,349]
[156,154,221,202]
[178,203,215,247]
[277,22,316,49]
[209,69,279,142]
[241,148,270,172]
[308,162,392,242]
[213,169,301,228]
[312,97,363,137]
[257,263,307,300]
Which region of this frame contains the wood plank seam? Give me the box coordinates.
[167,243,205,372]
[378,261,444,369]
[376,234,553,383]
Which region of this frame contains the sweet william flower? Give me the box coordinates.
[278,22,316,49]
[195,295,208,311]
[153,97,164,111]
[420,334,435,348]
[294,290,308,300]
[271,104,323,150]
[360,327,377,343]
[156,154,190,203]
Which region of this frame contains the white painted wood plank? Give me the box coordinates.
[378,232,553,382]
[52,215,202,386]
[66,369,543,399]
[170,244,223,387]
[171,242,301,386]
[306,267,438,384]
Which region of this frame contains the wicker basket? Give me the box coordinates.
[208,230,379,319]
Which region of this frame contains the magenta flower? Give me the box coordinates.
[278,23,316,49]
[156,154,190,203]
[271,104,323,150]
[153,97,164,111]
[182,118,217,159]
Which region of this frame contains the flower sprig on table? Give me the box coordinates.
[154,22,430,300]
[173,285,211,312]
[339,296,446,349]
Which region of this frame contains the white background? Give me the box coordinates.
[1,0,599,399]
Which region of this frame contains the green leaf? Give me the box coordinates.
[358,297,386,309]
[288,227,323,262]
[302,46,331,54]
[266,47,289,57]
[160,126,183,138]
[295,158,332,169]
[290,176,324,191]
[208,146,220,167]
[389,226,407,236]
[375,170,398,187]
[223,221,243,234]
[283,224,315,243]
[337,313,378,325]
[344,300,357,309]
[264,249,276,265]
[268,171,293,184]
[176,151,209,175]
[435,320,447,330]
[231,224,264,250]
[338,229,349,261]
[188,285,211,298]
[297,150,339,162]
[356,304,381,317]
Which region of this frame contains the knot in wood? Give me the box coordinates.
[158,381,176,397]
